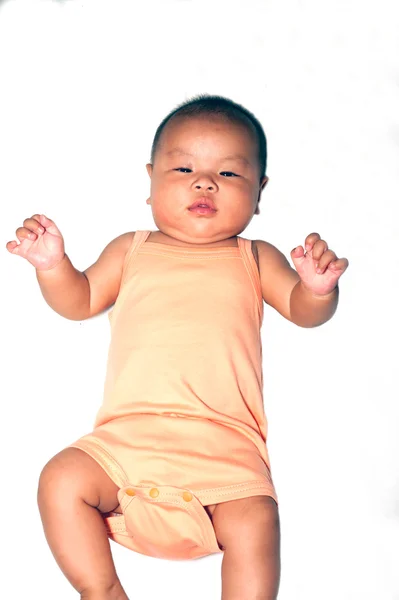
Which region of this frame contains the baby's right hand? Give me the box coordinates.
[6,214,66,270]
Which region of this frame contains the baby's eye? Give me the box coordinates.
[175,168,192,173]
[220,171,238,177]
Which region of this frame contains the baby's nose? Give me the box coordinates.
[192,173,217,191]
[195,183,215,190]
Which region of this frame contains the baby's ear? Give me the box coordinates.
[146,163,153,177]
[260,176,269,190]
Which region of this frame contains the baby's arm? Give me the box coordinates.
[6,214,134,321]
[80,231,134,319]
[255,236,346,328]
[37,233,134,320]
[255,239,300,322]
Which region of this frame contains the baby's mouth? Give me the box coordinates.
[188,197,217,211]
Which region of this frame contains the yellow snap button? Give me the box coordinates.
[149,488,159,498]
[183,491,193,502]
[125,488,136,496]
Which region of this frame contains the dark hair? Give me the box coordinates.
[150,94,267,179]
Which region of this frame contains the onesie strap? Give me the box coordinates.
[237,237,263,323]
[120,230,151,287]
[127,230,151,258]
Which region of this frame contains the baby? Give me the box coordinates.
[7,95,348,600]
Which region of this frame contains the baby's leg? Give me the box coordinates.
[37,447,128,600]
[211,496,281,600]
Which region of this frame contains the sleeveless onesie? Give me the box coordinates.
[70,230,278,560]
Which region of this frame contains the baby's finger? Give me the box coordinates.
[15,226,38,242]
[328,257,349,273]
[33,214,62,237]
[311,239,328,261]
[316,250,337,273]
[6,240,20,254]
[304,232,321,252]
[23,217,45,235]
[31,213,49,227]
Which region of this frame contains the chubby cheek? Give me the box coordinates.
[228,194,257,219]
[149,199,166,225]
[151,198,184,228]
[151,184,188,222]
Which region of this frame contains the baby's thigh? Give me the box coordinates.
[211,496,280,552]
[37,447,120,513]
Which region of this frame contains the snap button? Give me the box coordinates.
[183,491,193,502]
[149,488,159,498]
[125,488,136,496]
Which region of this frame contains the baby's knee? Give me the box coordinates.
[212,496,280,551]
[37,446,119,513]
[37,447,96,507]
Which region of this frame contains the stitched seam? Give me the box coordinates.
[86,440,130,485]
[140,244,240,254]
[107,528,129,534]
[138,250,241,260]
[197,480,269,492]
[71,440,129,487]
[135,498,190,512]
[198,483,273,497]
[141,248,240,253]
[122,482,273,495]
[122,488,194,498]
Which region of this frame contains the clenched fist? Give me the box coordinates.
[291,232,349,296]
[6,214,65,270]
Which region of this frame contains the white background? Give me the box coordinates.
[1,0,398,598]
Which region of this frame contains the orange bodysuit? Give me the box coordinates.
[69,230,278,560]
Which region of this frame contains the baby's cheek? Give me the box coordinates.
[155,203,171,221]
[152,201,176,228]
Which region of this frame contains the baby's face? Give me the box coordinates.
[146,117,268,244]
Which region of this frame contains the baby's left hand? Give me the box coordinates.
[290,233,349,296]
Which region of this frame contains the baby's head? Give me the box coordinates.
[146,95,268,244]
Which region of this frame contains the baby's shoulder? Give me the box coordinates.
[252,238,284,263]
[252,237,290,285]
[102,231,137,258]
[82,231,137,319]
[111,231,136,247]
[251,239,278,269]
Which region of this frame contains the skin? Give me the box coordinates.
[145,115,268,247]
[6,115,349,600]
